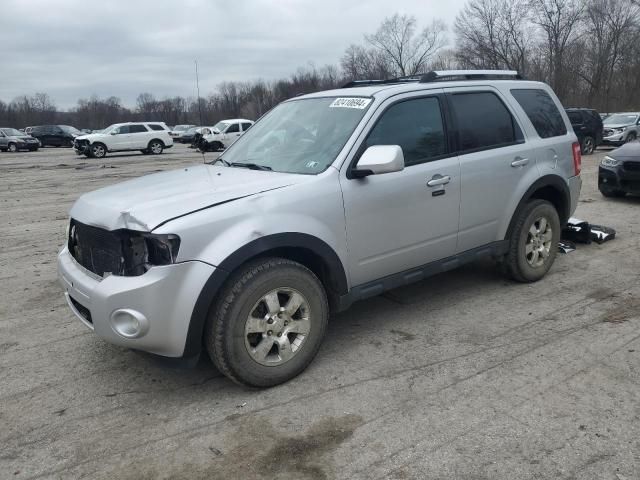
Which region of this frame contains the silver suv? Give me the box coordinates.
[58,70,582,387]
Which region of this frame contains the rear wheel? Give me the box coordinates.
[148,140,164,155]
[205,258,328,388]
[503,200,560,283]
[581,136,595,155]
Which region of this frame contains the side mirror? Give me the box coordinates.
[352,145,405,178]
[110,131,117,135]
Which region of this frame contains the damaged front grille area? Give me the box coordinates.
[68,219,180,277]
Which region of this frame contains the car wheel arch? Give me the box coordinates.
[504,175,571,241]
[182,232,348,358]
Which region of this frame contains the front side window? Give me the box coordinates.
[114,125,130,135]
[218,96,372,174]
[364,97,447,166]
[226,123,240,133]
[567,111,582,124]
[450,92,522,152]
[241,122,252,131]
[511,89,567,138]
[129,124,148,133]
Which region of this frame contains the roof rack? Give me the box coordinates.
[341,70,523,88]
[419,70,522,82]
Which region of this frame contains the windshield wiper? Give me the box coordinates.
[230,162,272,171]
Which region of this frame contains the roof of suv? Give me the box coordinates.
[298,79,548,103]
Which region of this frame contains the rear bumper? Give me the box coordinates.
[57,246,215,357]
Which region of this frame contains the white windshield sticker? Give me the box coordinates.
[330,97,372,109]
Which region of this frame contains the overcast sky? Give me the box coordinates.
[0,0,466,109]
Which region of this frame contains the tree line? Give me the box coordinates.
[1,0,639,129]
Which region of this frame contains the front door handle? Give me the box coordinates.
[427,174,451,187]
[511,157,529,168]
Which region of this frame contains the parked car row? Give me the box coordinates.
[566,108,639,155]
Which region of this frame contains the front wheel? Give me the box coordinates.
[8,143,17,153]
[205,258,329,388]
[90,143,107,159]
[625,133,637,144]
[503,199,560,283]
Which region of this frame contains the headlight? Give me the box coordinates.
[601,155,620,167]
[143,233,181,266]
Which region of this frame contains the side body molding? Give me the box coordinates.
[182,233,348,358]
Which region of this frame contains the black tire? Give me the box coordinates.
[581,136,595,155]
[210,141,223,151]
[148,140,164,155]
[600,187,626,198]
[625,132,637,143]
[7,143,17,153]
[90,143,107,159]
[503,199,560,283]
[205,257,329,388]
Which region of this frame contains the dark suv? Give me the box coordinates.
[30,125,82,147]
[565,108,603,155]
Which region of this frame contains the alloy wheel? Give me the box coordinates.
[525,217,553,268]
[244,288,311,366]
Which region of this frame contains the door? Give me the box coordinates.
[567,111,585,143]
[340,94,461,287]
[445,89,534,252]
[222,122,242,147]
[52,126,64,146]
[111,125,131,150]
[128,124,150,149]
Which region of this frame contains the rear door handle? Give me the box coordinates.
[511,157,529,168]
[427,174,451,187]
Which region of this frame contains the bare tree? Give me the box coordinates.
[455,0,532,74]
[365,14,447,76]
[529,0,586,99]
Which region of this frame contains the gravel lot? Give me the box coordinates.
[1,144,639,479]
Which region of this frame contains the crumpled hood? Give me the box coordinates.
[76,133,105,142]
[604,123,634,129]
[69,164,306,231]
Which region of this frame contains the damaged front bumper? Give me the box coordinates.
[57,246,215,357]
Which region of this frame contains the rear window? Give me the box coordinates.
[449,92,523,153]
[148,124,165,131]
[511,89,567,138]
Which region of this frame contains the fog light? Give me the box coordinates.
[110,309,149,339]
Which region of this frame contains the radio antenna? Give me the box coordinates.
[195,60,205,163]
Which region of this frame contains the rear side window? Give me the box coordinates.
[449,92,523,152]
[148,124,165,131]
[129,124,148,133]
[511,89,567,138]
[365,96,447,167]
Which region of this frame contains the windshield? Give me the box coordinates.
[212,121,229,133]
[101,124,119,134]
[60,125,81,134]
[604,114,638,125]
[1,128,24,136]
[173,125,190,131]
[218,97,372,174]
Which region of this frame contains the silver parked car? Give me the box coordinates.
[0,128,40,152]
[58,70,582,387]
[602,112,640,146]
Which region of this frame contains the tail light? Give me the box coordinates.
[572,142,582,176]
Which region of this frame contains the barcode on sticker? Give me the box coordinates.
[330,98,372,109]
